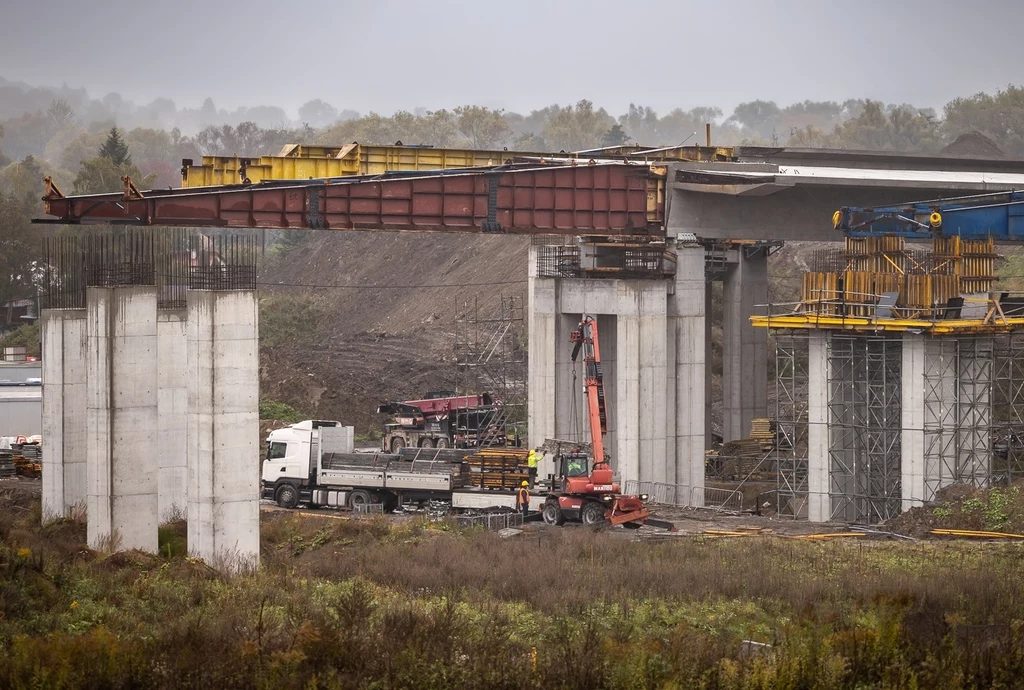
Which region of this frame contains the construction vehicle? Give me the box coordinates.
[541,316,662,528]
[377,391,517,452]
[833,190,1024,241]
[261,420,541,512]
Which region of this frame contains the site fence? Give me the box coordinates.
[453,512,524,531]
[621,481,745,512]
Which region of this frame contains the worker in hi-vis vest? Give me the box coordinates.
[527,448,540,488]
[517,481,530,518]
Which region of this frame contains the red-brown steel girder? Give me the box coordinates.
[38,164,665,236]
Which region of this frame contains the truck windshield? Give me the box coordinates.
[267,442,287,460]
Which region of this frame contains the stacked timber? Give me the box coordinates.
[464,448,529,489]
[0,450,16,478]
[749,418,776,451]
[12,444,41,478]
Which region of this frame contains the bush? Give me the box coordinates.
[0,323,39,357]
[259,398,304,424]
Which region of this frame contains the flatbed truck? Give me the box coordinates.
[261,420,543,512]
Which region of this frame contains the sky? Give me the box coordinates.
[2,0,1023,118]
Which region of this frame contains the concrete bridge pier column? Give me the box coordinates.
[807,330,830,522]
[41,308,87,519]
[86,287,159,551]
[157,310,188,521]
[671,245,707,506]
[186,289,260,571]
[527,246,558,479]
[901,333,926,511]
[722,248,768,442]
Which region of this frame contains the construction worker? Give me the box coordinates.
[517,480,531,518]
[527,447,540,488]
[567,456,585,477]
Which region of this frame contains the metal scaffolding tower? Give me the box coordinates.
[774,332,809,518]
[827,334,903,524]
[453,295,527,446]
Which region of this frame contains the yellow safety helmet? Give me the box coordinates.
[521,480,529,487]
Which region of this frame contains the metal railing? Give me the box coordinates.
[454,512,524,531]
[622,480,745,512]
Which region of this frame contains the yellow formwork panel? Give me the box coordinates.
[181,143,724,188]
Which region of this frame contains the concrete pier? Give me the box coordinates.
[527,242,706,504]
[806,331,830,522]
[40,309,87,519]
[157,310,188,520]
[86,287,159,551]
[186,290,260,570]
[722,249,768,442]
[671,246,707,504]
[901,333,926,511]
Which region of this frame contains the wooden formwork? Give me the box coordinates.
[799,235,997,319]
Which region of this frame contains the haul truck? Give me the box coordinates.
[261,420,542,512]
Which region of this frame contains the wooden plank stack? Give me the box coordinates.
[463,448,529,489]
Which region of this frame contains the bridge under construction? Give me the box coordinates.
[33,139,1024,535]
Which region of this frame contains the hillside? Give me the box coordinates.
[257,231,530,434]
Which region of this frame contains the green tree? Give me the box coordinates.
[455,106,512,149]
[543,99,614,151]
[98,126,132,166]
[72,156,154,195]
[825,100,941,152]
[602,123,629,146]
[943,85,1024,156]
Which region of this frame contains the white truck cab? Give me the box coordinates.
[261,420,354,507]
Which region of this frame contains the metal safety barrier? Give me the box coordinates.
[454,512,524,531]
[353,503,384,517]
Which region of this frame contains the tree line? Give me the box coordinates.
[2,81,1024,319]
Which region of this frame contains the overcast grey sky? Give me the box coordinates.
[2,0,1022,117]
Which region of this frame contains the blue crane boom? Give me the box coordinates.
[834,190,1024,241]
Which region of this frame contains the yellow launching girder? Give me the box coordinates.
[180,143,731,188]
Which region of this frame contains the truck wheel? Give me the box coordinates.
[581,501,608,526]
[275,484,299,509]
[348,489,372,510]
[435,438,449,449]
[390,438,405,453]
[542,500,565,526]
[420,438,434,448]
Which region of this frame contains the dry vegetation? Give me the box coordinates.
[2,484,1024,688]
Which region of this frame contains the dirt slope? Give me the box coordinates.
[258,232,529,432]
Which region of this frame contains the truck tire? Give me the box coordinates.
[420,438,434,449]
[542,500,565,526]
[581,501,608,526]
[348,489,372,510]
[275,484,299,509]
[435,438,450,449]
[390,438,405,453]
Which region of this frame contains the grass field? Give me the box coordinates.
[2,485,1024,689]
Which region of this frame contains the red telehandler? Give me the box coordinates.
[541,315,673,529]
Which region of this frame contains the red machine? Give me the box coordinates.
[541,315,654,527]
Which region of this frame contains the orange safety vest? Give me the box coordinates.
[517,488,530,508]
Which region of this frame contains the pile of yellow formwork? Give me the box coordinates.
[801,235,997,318]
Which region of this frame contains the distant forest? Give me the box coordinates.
[1,76,1024,312]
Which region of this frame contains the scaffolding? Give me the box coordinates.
[774,332,809,518]
[993,334,1024,483]
[827,334,903,524]
[453,295,527,447]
